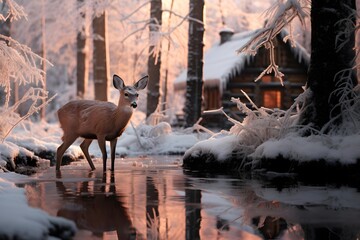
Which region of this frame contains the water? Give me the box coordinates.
[19,156,360,240]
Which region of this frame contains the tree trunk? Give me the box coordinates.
[299,0,356,131]
[76,0,88,99]
[92,11,109,101]
[146,0,162,117]
[184,0,205,127]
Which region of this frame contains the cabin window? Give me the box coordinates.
[261,75,273,83]
[262,90,281,108]
[204,87,220,110]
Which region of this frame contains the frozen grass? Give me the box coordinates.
[185,84,360,169]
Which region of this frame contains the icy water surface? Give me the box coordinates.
[19,156,360,240]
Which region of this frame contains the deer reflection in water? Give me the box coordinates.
[56,171,139,239]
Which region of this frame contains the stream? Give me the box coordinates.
[17,156,360,240]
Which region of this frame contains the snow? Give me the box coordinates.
[184,89,360,167]
[0,173,76,239]
[184,123,360,166]
[0,111,208,170]
[184,134,240,161]
[174,30,255,92]
[174,28,310,93]
[251,134,360,164]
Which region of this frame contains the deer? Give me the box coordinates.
[56,74,148,172]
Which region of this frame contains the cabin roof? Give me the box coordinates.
[174,29,310,92]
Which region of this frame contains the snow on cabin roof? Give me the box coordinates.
[174,30,255,92]
[174,29,310,92]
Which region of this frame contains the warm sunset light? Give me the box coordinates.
[1,0,360,239]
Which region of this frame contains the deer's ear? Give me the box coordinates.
[113,75,125,90]
[134,75,148,90]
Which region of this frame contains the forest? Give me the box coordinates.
[1,0,360,239]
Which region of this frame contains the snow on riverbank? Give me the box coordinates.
[185,132,360,165]
[184,93,360,169]
[0,172,76,239]
[0,112,208,171]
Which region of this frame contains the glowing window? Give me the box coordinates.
[262,75,272,83]
[263,90,281,108]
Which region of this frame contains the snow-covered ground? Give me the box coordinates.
[184,92,360,168]
[1,97,360,238]
[0,111,209,172]
[0,111,210,239]
[184,131,360,165]
[0,172,76,239]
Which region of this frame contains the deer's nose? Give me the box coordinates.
[131,102,137,108]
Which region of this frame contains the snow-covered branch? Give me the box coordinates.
[0,0,27,21]
[0,0,54,141]
[0,35,52,86]
[237,0,310,84]
[0,88,56,142]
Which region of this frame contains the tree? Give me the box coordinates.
[298,0,357,132]
[0,6,13,106]
[239,0,357,132]
[146,0,162,117]
[184,0,205,127]
[76,0,88,99]
[93,10,109,101]
[0,0,53,141]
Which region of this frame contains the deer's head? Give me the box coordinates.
[113,74,148,108]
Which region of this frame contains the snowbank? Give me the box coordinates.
[0,112,208,171]
[251,134,360,164]
[183,91,360,172]
[0,172,76,239]
[184,127,360,172]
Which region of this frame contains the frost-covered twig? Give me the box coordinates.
[0,165,10,172]
[192,117,215,136]
[335,4,356,52]
[0,0,27,21]
[146,102,168,126]
[0,88,56,142]
[120,0,151,21]
[237,0,309,84]
[322,69,360,135]
[254,41,285,84]
[0,1,55,142]
[130,121,145,149]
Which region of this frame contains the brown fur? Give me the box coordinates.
[56,75,148,171]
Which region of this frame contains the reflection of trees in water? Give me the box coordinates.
[252,216,288,239]
[183,171,360,240]
[246,184,360,240]
[146,176,160,239]
[56,171,139,239]
[185,184,201,240]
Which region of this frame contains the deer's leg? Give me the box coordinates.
[110,138,117,171]
[97,136,107,171]
[80,139,95,170]
[56,135,77,171]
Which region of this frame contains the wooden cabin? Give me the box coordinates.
[174,28,310,128]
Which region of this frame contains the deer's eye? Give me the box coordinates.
[136,93,139,97]
[124,93,129,97]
